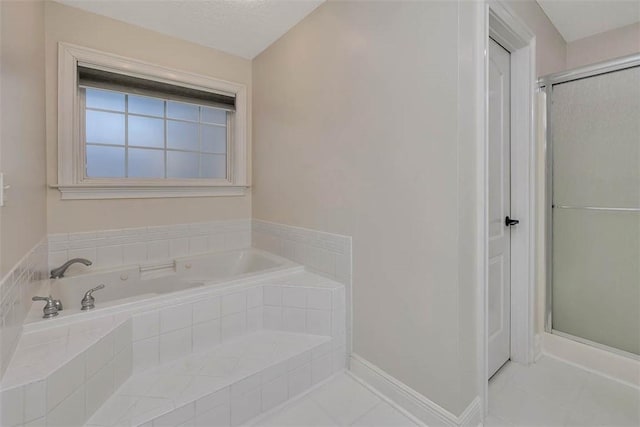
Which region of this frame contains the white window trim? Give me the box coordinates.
[55,42,249,199]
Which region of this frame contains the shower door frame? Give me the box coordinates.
[538,53,640,356]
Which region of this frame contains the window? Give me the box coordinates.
[57,43,248,199]
[83,88,229,180]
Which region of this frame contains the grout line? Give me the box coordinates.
[348,400,386,426]
[308,396,344,427]
[242,371,345,426]
[485,411,515,427]
[491,361,583,409]
[345,370,426,427]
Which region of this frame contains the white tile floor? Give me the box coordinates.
[487,356,640,427]
[250,373,419,427]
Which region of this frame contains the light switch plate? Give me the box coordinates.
[0,173,6,206]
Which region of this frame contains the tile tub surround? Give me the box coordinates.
[48,219,252,273]
[252,220,351,284]
[0,270,346,426]
[0,239,48,378]
[47,219,353,350]
[128,278,346,376]
[252,220,352,354]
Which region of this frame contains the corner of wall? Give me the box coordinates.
[565,22,640,70]
[0,239,48,378]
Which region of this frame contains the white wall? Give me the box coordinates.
[506,0,566,76]
[567,22,640,70]
[0,0,47,276]
[253,0,483,416]
[44,1,253,234]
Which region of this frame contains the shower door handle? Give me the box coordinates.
[505,216,520,227]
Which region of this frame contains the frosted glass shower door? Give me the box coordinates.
[551,65,640,356]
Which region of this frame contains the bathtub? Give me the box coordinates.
[33,248,298,320]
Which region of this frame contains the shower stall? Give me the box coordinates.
[539,54,640,359]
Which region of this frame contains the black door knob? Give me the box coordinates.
[505,216,520,227]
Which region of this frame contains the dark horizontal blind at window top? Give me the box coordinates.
[78,66,236,111]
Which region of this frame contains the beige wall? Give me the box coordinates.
[567,22,640,70]
[506,0,566,76]
[0,0,47,275]
[253,0,483,415]
[44,1,252,233]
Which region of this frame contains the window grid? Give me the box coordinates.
[197,107,202,178]
[83,89,228,180]
[163,99,168,179]
[124,93,129,177]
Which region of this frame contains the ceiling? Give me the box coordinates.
[54,0,325,59]
[537,0,640,42]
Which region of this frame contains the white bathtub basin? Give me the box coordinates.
[35,248,296,318]
[174,248,284,281]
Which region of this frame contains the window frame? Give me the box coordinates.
[56,42,248,199]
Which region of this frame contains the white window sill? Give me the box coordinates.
[52,184,248,200]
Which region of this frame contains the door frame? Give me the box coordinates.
[478,0,537,415]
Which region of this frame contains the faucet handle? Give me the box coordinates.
[32,295,59,318]
[81,284,105,311]
[84,284,105,297]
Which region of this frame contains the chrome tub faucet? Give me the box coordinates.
[32,295,63,318]
[81,284,105,310]
[50,258,92,279]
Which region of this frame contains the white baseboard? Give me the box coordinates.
[542,332,640,389]
[344,371,427,427]
[457,397,482,427]
[349,354,482,426]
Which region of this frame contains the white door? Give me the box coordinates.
[488,38,512,378]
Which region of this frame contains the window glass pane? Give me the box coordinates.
[86,110,125,145]
[167,120,199,151]
[129,95,164,117]
[200,154,226,179]
[167,101,199,121]
[128,148,164,178]
[129,116,164,148]
[83,87,234,183]
[201,107,227,125]
[86,88,125,112]
[86,145,125,178]
[167,151,199,178]
[201,125,226,153]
